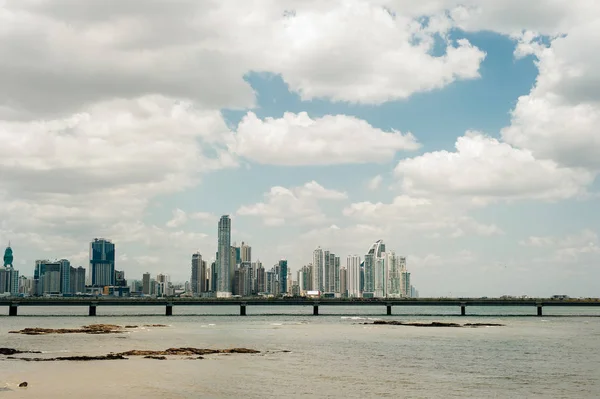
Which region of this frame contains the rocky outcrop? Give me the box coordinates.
[144,355,167,360]
[8,354,127,361]
[9,324,169,335]
[0,348,42,355]
[115,347,260,357]
[365,320,504,327]
[18,382,28,388]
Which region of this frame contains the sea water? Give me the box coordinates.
[1,306,599,398]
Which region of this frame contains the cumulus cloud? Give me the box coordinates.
[237,181,347,226]
[367,175,383,190]
[233,112,419,165]
[394,133,594,202]
[343,195,502,237]
[520,229,600,262]
[502,21,600,170]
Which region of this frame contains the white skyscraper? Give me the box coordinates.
[312,247,324,292]
[385,251,402,297]
[347,255,361,298]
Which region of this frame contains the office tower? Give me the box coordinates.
[365,240,385,298]
[298,264,312,293]
[191,252,203,294]
[363,254,374,297]
[236,263,252,297]
[58,259,71,294]
[1,243,19,295]
[339,267,347,297]
[312,247,324,292]
[334,256,341,293]
[230,245,238,292]
[347,255,361,298]
[287,269,293,295]
[217,215,231,295]
[323,250,332,293]
[70,266,86,294]
[255,263,265,293]
[385,252,402,297]
[3,243,13,267]
[241,242,251,263]
[90,238,115,286]
[114,270,126,287]
[210,261,217,292]
[142,272,151,295]
[19,276,34,295]
[278,259,288,294]
[34,260,61,295]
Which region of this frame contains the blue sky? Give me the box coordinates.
[0,1,598,297]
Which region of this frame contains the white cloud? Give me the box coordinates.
[266,2,486,104]
[233,112,420,165]
[343,195,502,237]
[166,209,187,228]
[520,229,600,262]
[237,181,347,226]
[367,175,383,190]
[394,133,594,202]
[502,21,600,170]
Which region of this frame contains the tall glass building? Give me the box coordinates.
[89,238,115,287]
[217,215,231,295]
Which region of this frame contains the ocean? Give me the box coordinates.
[1,306,599,398]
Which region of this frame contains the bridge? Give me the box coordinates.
[1,297,599,316]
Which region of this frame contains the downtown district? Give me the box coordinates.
[0,215,418,299]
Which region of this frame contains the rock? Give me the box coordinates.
[365,320,504,328]
[124,325,138,328]
[18,382,28,388]
[143,355,167,360]
[12,354,128,362]
[8,324,169,336]
[143,324,168,327]
[115,347,260,357]
[0,348,42,355]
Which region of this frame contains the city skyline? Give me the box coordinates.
[0,2,599,298]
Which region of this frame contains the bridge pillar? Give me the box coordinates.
[166,304,173,316]
[9,304,18,316]
[240,303,247,316]
[537,304,543,317]
[313,304,319,316]
[386,305,392,316]
[460,303,466,316]
[89,304,97,316]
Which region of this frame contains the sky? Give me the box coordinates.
[0,0,599,297]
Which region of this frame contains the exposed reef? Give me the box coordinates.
[1,347,261,361]
[0,348,42,355]
[8,323,168,335]
[364,321,504,327]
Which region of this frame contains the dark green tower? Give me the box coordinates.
[3,242,13,268]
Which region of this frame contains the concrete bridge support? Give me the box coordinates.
[386,305,392,315]
[537,304,543,317]
[460,303,466,316]
[9,304,18,316]
[313,304,319,316]
[240,304,247,316]
[166,304,173,316]
[89,304,97,316]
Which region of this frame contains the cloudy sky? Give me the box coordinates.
[1,0,599,297]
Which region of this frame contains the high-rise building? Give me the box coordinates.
[114,270,127,287]
[217,215,231,295]
[347,255,361,298]
[34,260,61,295]
[90,238,115,287]
[59,259,71,294]
[312,247,324,292]
[230,245,238,292]
[142,272,151,295]
[191,252,204,294]
[385,252,402,297]
[364,240,385,297]
[339,267,348,297]
[334,256,340,293]
[278,259,288,295]
[1,243,18,295]
[255,263,265,294]
[241,242,251,263]
[70,266,86,294]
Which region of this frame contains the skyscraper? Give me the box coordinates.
[90,238,115,287]
[347,255,361,298]
[217,215,232,295]
[241,241,251,263]
[312,247,324,292]
[278,259,288,295]
[191,252,203,294]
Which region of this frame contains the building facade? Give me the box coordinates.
[89,238,115,287]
